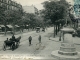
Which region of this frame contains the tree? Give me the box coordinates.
[2,9,23,34]
[40,9,52,27]
[0,6,8,35]
[10,10,23,34]
[42,0,70,37]
[34,15,44,27]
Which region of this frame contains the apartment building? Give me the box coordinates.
[23,5,38,14]
[0,0,22,11]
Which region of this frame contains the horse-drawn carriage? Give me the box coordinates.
[42,27,45,32]
[3,36,21,51]
[36,27,40,33]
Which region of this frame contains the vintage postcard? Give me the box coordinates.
[0,0,80,60]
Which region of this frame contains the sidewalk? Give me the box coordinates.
[73,37,80,45]
[49,34,80,45]
[0,29,36,42]
[48,25,80,45]
[0,29,33,36]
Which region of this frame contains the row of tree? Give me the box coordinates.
[0,5,45,35]
[41,0,74,37]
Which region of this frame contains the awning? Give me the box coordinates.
[15,25,19,27]
[0,25,5,27]
[7,25,13,28]
[0,27,1,29]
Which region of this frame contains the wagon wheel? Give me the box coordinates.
[3,43,6,51]
[11,44,15,51]
[16,42,19,48]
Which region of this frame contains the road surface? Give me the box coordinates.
[0,27,80,59]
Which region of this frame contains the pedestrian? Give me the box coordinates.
[28,36,32,46]
[63,32,64,42]
[59,31,61,41]
[38,35,41,43]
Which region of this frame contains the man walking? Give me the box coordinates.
[38,35,41,43]
[28,36,32,46]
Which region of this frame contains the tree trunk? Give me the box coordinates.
[54,25,55,38]
[55,24,57,35]
[12,25,15,35]
[4,25,6,35]
[58,24,60,32]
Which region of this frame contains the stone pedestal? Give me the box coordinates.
[51,43,80,60]
[58,43,77,55]
[51,32,80,60]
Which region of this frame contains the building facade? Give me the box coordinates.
[23,5,38,14]
[0,0,22,11]
[0,0,23,31]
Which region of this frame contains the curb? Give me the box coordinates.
[49,38,61,42]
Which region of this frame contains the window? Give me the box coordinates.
[13,2,15,5]
[79,5,80,8]
[6,0,9,4]
[0,3,2,7]
[7,5,9,10]
[10,1,12,5]
[4,4,7,9]
[1,0,3,2]
[3,0,6,3]
[12,6,14,10]
[11,1,13,5]
[8,0,11,4]
[0,2,1,7]
[0,0,1,2]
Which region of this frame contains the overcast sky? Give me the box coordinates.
[13,0,73,10]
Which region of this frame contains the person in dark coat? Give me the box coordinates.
[38,35,41,43]
[5,38,9,43]
[28,36,32,46]
[12,34,15,41]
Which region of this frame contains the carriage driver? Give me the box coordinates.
[12,34,15,40]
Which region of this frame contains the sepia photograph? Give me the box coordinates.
[0,0,80,60]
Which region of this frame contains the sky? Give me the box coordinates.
[13,0,74,10]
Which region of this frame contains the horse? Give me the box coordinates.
[15,36,21,48]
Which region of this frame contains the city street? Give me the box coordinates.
[0,27,80,59]
[0,27,60,59]
[0,0,80,60]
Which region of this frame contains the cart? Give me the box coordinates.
[36,27,40,33]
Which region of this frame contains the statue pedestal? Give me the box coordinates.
[51,43,80,60]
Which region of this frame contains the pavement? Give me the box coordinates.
[50,34,80,45]
[0,27,80,60]
[0,29,33,36]
[0,27,60,60]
